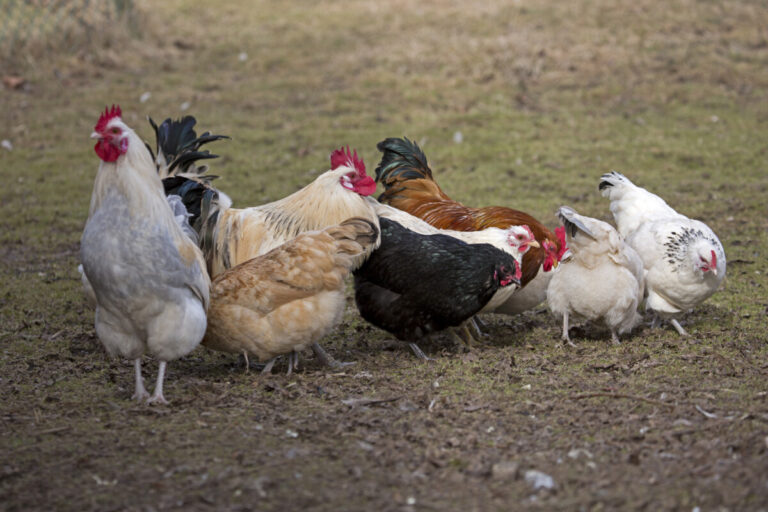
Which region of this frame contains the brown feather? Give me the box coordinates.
[202,218,378,361]
[379,177,559,287]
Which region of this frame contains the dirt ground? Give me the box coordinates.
[2,0,768,510]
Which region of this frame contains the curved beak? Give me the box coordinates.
[529,240,540,249]
[90,132,101,139]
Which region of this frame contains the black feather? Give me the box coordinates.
[149,115,230,176]
[598,180,613,191]
[353,218,519,342]
[374,137,433,185]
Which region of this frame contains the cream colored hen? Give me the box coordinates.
[202,217,378,373]
[546,206,644,346]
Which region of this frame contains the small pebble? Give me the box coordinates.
[524,470,555,490]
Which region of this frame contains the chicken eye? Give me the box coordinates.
[111,127,120,134]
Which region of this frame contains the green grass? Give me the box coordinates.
[2,0,768,510]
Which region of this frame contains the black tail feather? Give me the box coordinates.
[149,115,229,178]
[374,137,433,184]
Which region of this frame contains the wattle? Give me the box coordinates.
[95,139,120,162]
[354,176,377,196]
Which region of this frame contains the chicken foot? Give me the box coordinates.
[408,342,435,362]
[610,330,621,345]
[470,316,489,338]
[450,329,471,351]
[286,351,299,376]
[131,358,150,402]
[670,318,689,337]
[561,311,577,348]
[261,357,277,375]
[311,342,355,369]
[147,361,169,405]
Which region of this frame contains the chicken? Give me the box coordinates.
[202,218,379,374]
[208,145,379,277]
[369,199,536,313]
[375,136,566,315]
[353,217,521,359]
[546,206,644,346]
[80,106,210,404]
[599,171,726,335]
[150,116,380,366]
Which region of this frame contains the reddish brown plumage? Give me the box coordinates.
[375,137,563,287]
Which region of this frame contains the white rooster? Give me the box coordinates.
[80,105,210,404]
[546,206,644,346]
[599,171,726,335]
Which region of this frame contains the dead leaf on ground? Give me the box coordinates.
[2,76,25,90]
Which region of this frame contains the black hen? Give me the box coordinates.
[353,217,520,359]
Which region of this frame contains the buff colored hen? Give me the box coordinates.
[202,218,378,373]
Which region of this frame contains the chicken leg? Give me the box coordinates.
[132,358,150,402]
[610,330,621,345]
[470,316,489,338]
[561,311,577,348]
[670,319,689,337]
[286,351,300,376]
[147,361,169,405]
[408,342,434,362]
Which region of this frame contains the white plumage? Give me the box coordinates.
[599,171,726,335]
[80,107,210,404]
[546,206,644,346]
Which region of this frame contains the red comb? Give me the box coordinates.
[94,104,122,133]
[710,250,717,269]
[330,146,366,175]
[554,226,568,261]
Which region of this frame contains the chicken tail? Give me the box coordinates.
[163,176,231,274]
[375,137,447,203]
[324,217,380,261]
[147,115,229,180]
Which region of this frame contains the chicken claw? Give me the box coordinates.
[670,319,689,337]
[312,342,356,369]
[561,312,577,348]
[408,342,435,362]
[146,361,169,405]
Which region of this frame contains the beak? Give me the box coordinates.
[710,268,718,277]
[529,240,541,249]
[90,132,101,139]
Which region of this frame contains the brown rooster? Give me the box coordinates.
[375,137,567,314]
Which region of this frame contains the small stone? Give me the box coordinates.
[491,461,519,480]
[139,92,151,103]
[1,139,12,151]
[567,448,593,460]
[453,131,463,144]
[238,52,248,62]
[180,101,191,111]
[524,470,555,490]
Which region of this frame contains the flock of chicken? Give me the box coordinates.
[79,106,726,403]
